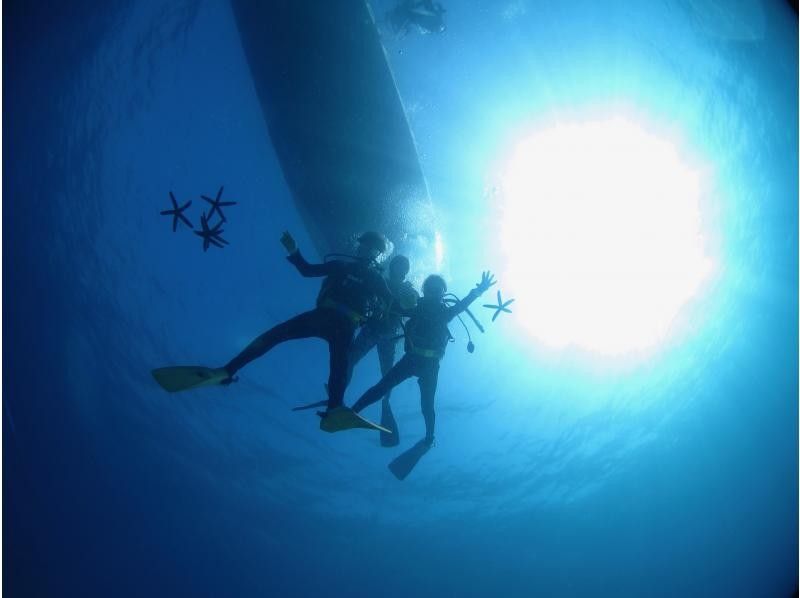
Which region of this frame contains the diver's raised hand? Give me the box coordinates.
[280,231,297,254]
[475,271,496,294]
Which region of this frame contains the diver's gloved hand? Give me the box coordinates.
[475,271,496,294]
[424,435,436,448]
[280,231,298,255]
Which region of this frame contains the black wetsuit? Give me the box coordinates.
[224,250,392,409]
[346,278,418,389]
[352,287,481,440]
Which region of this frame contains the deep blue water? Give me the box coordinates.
[5,1,798,596]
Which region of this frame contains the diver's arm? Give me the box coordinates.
[280,233,339,277]
[286,250,340,277]
[371,274,401,317]
[445,271,496,321]
[444,288,480,321]
[388,295,417,318]
[386,281,419,317]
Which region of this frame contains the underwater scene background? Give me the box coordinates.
[5,0,798,596]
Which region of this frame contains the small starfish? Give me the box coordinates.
[201,186,236,222]
[483,290,515,322]
[193,212,230,251]
[160,191,193,231]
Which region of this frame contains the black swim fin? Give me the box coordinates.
[318,406,392,434]
[388,439,431,480]
[380,399,400,447]
[291,399,328,412]
[292,383,330,411]
[151,366,230,392]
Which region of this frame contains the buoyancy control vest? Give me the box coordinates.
[316,261,382,324]
[403,298,452,360]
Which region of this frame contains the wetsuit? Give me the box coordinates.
[345,279,418,437]
[351,287,481,441]
[346,278,418,386]
[224,250,392,409]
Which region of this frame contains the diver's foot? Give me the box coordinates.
[218,368,238,386]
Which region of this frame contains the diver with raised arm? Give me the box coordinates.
[323,271,495,447]
[152,231,395,430]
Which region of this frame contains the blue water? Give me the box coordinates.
[5,1,798,596]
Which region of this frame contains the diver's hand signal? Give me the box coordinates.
[475,271,496,294]
[280,231,298,254]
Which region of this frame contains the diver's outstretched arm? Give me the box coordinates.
[280,231,340,278]
[286,250,340,277]
[446,271,496,321]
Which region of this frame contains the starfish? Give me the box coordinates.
[483,290,515,322]
[201,186,236,222]
[193,212,230,251]
[160,191,193,231]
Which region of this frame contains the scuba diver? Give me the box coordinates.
[152,230,396,430]
[345,254,419,446]
[336,271,496,447]
[388,0,447,35]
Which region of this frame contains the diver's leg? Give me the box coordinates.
[345,326,378,387]
[224,309,322,377]
[418,361,440,443]
[352,355,414,413]
[377,337,398,401]
[377,337,397,383]
[325,320,358,410]
[377,337,400,445]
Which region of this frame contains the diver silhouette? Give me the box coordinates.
[345,254,419,446]
[152,231,395,428]
[221,231,394,413]
[347,271,496,445]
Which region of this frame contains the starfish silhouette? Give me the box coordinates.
[193,212,230,251]
[160,191,193,231]
[483,290,515,322]
[201,186,236,222]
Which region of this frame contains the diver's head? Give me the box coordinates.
[356,231,387,262]
[388,255,410,282]
[422,274,447,300]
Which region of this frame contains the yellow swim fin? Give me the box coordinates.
[318,406,392,434]
[151,366,229,393]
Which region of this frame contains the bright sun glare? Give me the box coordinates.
[498,117,712,355]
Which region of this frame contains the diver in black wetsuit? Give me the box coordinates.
[349,270,495,445]
[345,254,419,446]
[388,0,447,35]
[222,231,393,413]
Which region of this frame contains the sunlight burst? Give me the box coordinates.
[498,117,712,354]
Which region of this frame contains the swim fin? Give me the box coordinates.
[291,399,328,412]
[380,399,400,447]
[292,382,333,411]
[388,439,431,480]
[151,366,230,393]
[318,406,392,434]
